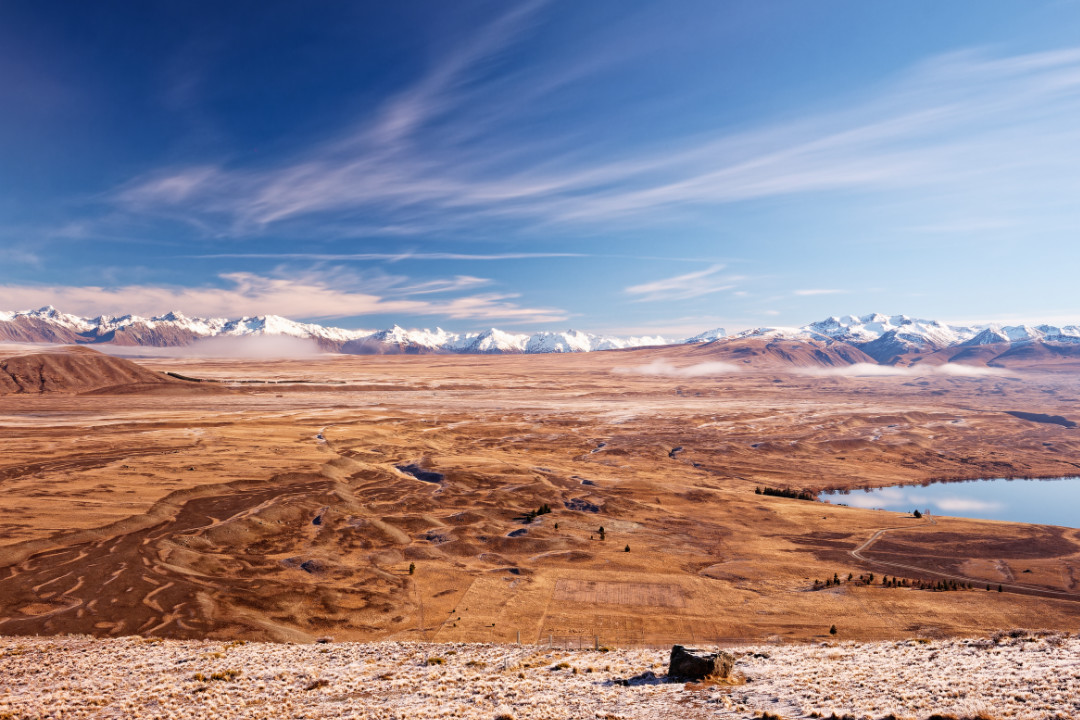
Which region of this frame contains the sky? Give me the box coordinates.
[2,1,1080,337]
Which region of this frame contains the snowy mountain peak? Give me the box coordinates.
[525,330,592,354]
[961,324,1047,346]
[25,306,95,331]
[684,327,727,343]
[734,326,831,342]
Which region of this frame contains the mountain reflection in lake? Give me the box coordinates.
[820,477,1080,528]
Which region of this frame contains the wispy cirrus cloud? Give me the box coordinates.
[0,247,41,267]
[107,37,1080,238]
[794,289,847,296]
[188,251,587,262]
[624,264,737,302]
[0,272,568,324]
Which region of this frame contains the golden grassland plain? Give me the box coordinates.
[1,346,1080,646]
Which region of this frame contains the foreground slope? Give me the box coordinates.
[1,632,1077,719]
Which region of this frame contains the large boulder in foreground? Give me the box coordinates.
[667,645,735,680]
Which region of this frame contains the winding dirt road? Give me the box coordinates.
[850,515,1080,601]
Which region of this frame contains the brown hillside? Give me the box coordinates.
[0,346,206,395]
[904,341,1080,372]
[648,336,875,368]
[89,323,204,347]
[0,317,84,345]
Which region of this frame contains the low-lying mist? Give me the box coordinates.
[611,358,1010,379]
[612,359,743,376]
[796,362,1006,378]
[94,335,328,359]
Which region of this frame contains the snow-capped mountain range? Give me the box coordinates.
[733,313,1080,363]
[0,306,677,354]
[2,307,1079,361]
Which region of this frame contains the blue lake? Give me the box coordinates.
[820,477,1080,528]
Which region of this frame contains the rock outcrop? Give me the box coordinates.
[667,644,735,680]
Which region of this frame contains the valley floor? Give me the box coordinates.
[1,632,1076,719]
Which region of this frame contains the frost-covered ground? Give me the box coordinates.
[1,632,1078,719]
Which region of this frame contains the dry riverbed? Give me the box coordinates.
[2,632,1077,719]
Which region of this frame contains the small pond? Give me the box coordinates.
[820,477,1080,528]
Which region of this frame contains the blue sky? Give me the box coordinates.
[2,1,1080,336]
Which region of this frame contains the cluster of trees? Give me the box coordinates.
[521,504,552,523]
[755,486,816,501]
[881,575,993,592]
[872,574,984,591]
[814,572,853,589]
[813,570,998,593]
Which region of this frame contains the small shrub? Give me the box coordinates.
[409,563,415,575]
[624,544,630,552]
[522,504,552,523]
[210,669,241,682]
[829,624,837,635]
[425,656,446,665]
[758,486,816,501]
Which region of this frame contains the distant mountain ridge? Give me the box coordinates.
[2,308,1079,365]
[0,306,673,354]
[735,312,1080,364]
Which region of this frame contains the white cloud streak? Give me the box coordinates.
[0,272,569,323]
[794,289,846,296]
[189,252,587,261]
[624,264,736,302]
[106,42,1080,236]
[0,248,40,266]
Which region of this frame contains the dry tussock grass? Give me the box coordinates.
[1,634,1078,719]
